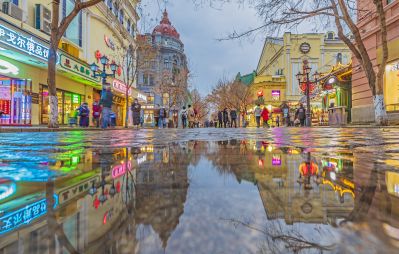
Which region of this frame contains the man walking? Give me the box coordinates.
[187,105,195,128]
[230,108,238,128]
[181,106,188,128]
[217,111,223,128]
[254,104,262,128]
[223,108,229,128]
[296,103,306,127]
[100,86,113,129]
[131,98,141,128]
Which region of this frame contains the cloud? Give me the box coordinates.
[139,0,264,95]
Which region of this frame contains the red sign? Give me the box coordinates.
[111,161,132,179]
[112,79,132,96]
[0,100,10,115]
[257,90,264,97]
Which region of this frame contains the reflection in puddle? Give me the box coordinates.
[0,140,398,253]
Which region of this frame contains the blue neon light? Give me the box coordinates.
[0,24,49,62]
[0,194,58,235]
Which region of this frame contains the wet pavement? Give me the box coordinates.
[0,128,399,253]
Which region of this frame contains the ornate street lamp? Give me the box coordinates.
[91,54,118,90]
[297,60,320,127]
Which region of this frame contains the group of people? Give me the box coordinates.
[213,108,239,128]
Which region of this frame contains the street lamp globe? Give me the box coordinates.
[100,55,109,65]
[90,63,99,72]
[110,62,118,72]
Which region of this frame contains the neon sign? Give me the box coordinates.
[0,59,19,75]
[113,79,132,95]
[0,24,49,62]
[112,161,132,179]
[0,179,16,200]
[0,194,58,235]
[272,154,282,166]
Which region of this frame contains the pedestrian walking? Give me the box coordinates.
[99,86,113,129]
[230,108,238,128]
[276,115,280,127]
[131,98,141,128]
[254,104,262,128]
[92,101,101,128]
[261,106,270,128]
[295,103,306,127]
[181,106,188,128]
[188,105,195,128]
[217,111,223,128]
[223,108,229,128]
[78,102,90,127]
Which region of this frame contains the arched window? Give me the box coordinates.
[119,10,124,24]
[127,19,131,33]
[107,0,112,10]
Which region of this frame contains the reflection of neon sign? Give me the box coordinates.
[0,59,19,75]
[112,161,132,179]
[0,194,58,235]
[0,24,49,62]
[137,155,147,165]
[272,154,282,166]
[0,179,16,200]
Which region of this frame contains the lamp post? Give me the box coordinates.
[90,55,118,90]
[296,60,320,127]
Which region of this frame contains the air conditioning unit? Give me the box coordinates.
[1,1,23,21]
[35,4,52,35]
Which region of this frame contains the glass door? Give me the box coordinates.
[11,79,32,125]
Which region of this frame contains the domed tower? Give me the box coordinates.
[137,10,188,127]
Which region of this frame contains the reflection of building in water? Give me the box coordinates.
[256,152,354,225]
[135,144,190,248]
[0,148,137,253]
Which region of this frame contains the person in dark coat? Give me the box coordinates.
[131,98,141,128]
[92,101,102,128]
[78,102,90,127]
[223,108,229,128]
[295,103,306,127]
[230,108,238,128]
[217,111,223,128]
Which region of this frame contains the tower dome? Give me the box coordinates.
[152,10,180,40]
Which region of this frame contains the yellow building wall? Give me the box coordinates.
[257,33,351,102]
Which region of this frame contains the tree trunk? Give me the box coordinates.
[373,94,388,125]
[48,1,60,128]
[125,91,129,128]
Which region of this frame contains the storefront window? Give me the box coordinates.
[144,110,153,124]
[0,76,32,125]
[40,86,83,125]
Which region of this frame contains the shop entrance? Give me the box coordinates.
[0,75,32,125]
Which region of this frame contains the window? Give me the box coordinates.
[127,19,131,33]
[113,3,118,17]
[11,0,18,5]
[147,94,154,104]
[387,0,394,4]
[119,10,124,24]
[63,0,82,47]
[131,25,135,37]
[336,53,342,64]
[143,73,149,85]
[272,90,280,101]
[107,0,112,10]
[149,75,155,86]
[162,93,170,107]
[327,32,334,40]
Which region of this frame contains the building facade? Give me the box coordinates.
[0,0,141,126]
[137,10,188,127]
[352,0,399,123]
[257,32,351,103]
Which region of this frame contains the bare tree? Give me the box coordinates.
[207,78,252,125]
[209,0,390,125]
[156,67,189,109]
[48,0,103,128]
[190,89,210,123]
[114,37,158,128]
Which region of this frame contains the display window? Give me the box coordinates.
[40,86,83,125]
[0,75,32,125]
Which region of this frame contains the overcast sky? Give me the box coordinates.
[138,0,265,96]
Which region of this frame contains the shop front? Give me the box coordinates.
[384,60,399,112]
[111,79,129,126]
[0,72,32,125]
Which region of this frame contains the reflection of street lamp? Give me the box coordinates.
[296,60,320,127]
[109,180,116,198]
[90,55,118,89]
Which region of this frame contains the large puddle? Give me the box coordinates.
[0,140,398,253]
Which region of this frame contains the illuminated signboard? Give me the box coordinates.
[272,154,282,166]
[0,59,19,75]
[59,54,100,83]
[0,24,49,62]
[58,176,99,205]
[112,79,132,95]
[112,161,132,179]
[137,92,147,102]
[0,179,16,200]
[0,194,58,235]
